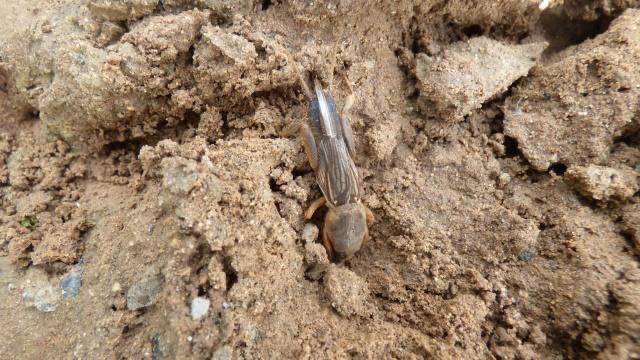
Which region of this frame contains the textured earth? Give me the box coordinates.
[0,0,639,359]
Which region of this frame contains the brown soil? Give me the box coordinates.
[1,1,639,359]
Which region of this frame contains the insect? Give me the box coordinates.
[293,62,374,261]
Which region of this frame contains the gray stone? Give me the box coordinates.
[23,284,61,312]
[518,249,536,262]
[21,267,62,312]
[302,223,319,245]
[151,334,168,360]
[126,272,165,310]
[161,157,199,195]
[61,266,82,299]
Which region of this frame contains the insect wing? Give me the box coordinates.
[340,115,356,157]
[313,79,342,137]
[316,138,360,207]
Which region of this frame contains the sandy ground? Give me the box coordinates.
[1,0,639,359]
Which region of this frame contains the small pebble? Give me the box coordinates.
[23,284,61,312]
[126,272,165,310]
[191,296,210,320]
[539,0,550,10]
[151,334,167,360]
[498,173,511,187]
[212,345,232,360]
[161,157,199,194]
[518,249,536,262]
[302,223,319,244]
[61,267,82,299]
[112,282,122,293]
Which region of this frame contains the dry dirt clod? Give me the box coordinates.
[88,0,159,21]
[323,265,370,318]
[161,157,200,195]
[621,203,640,255]
[302,223,329,280]
[414,36,546,122]
[504,9,640,170]
[563,0,640,20]
[365,113,403,160]
[566,164,639,202]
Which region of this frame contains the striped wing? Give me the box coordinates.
[316,137,361,207]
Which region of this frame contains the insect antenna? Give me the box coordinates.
[328,43,338,92]
[285,49,312,99]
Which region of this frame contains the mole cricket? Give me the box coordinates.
[292,59,375,261]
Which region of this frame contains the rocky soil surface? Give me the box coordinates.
[1,0,639,359]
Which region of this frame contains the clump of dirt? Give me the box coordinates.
[87,0,159,21]
[0,0,294,149]
[504,9,640,171]
[406,0,543,52]
[1,0,640,359]
[1,123,89,267]
[414,37,546,122]
[566,164,639,202]
[564,0,640,20]
[323,265,372,318]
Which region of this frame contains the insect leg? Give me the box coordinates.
[340,74,356,157]
[304,197,326,219]
[296,67,312,99]
[322,221,334,260]
[300,123,319,171]
[364,205,375,225]
[341,73,355,119]
[340,115,356,157]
